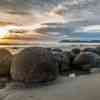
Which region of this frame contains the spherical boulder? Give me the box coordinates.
[71,48,80,55]
[70,48,80,60]
[53,52,62,66]
[96,46,100,55]
[60,51,71,74]
[10,47,59,83]
[72,52,100,71]
[82,48,97,54]
[0,48,12,76]
[45,47,52,52]
[70,48,81,68]
[53,51,71,75]
[51,48,62,53]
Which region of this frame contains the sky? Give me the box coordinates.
[0,0,100,44]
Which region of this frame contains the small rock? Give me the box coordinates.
[69,73,76,78]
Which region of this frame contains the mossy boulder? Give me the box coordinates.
[0,48,12,76]
[10,47,59,83]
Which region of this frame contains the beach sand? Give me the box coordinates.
[0,73,100,100]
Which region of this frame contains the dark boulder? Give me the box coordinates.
[71,48,80,55]
[53,51,71,75]
[73,52,100,71]
[82,48,97,54]
[51,48,62,53]
[53,52,62,66]
[10,47,59,83]
[0,48,12,76]
[60,51,71,75]
[70,48,81,68]
[45,47,52,52]
[96,46,100,55]
[70,48,80,60]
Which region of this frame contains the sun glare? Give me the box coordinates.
[0,27,8,38]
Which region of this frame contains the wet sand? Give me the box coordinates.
[0,73,100,100]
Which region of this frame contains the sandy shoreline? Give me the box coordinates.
[0,73,100,100]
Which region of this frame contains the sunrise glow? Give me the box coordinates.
[0,27,8,38]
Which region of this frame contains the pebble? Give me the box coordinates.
[68,73,76,78]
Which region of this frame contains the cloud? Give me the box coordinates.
[0,0,63,15]
[6,10,31,15]
[81,25,100,32]
[0,0,100,20]
[0,0,100,42]
[34,23,76,35]
[0,0,32,14]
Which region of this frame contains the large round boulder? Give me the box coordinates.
[10,47,59,83]
[70,48,80,60]
[82,48,97,54]
[0,48,12,76]
[53,52,62,67]
[70,48,81,68]
[53,51,71,75]
[60,51,71,74]
[73,52,100,71]
[51,48,62,53]
[71,48,80,55]
[96,46,100,55]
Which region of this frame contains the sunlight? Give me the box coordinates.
[0,27,8,38]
